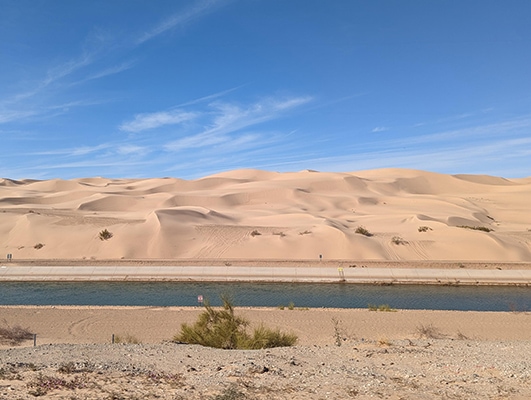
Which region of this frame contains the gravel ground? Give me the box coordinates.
[1,339,530,399]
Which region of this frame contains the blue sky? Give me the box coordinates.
[1,0,530,179]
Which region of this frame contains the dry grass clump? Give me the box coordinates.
[114,333,141,344]
[98,228,113,240]
[458,225,493,232]
[0,320,34,345]
[210,384,247,400]
[174,296,297,349]
[418,226,432,232]
[391,236,408,245]
[368,304,397,312]
[416,323,447,339]
[355,226,373,236]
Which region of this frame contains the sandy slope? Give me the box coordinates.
[1,169,531,262]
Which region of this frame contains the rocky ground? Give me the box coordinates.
[1,338,531,399]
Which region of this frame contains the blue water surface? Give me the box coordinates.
[0,281,530,311]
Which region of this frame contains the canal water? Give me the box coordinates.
[0,281,530,311]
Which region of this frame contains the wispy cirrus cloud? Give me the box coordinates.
[136,0,228,45]
[119,110,198,133]
[71,60,137,86]
[163,95,313,151]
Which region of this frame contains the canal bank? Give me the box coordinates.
[1,264,531,285]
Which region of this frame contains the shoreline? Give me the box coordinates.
[2,260,531,285]
[2,305,531,347]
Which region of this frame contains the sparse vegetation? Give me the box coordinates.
[250,230,261,237]
[355,226,373,237]
[287,301,295,310]
[332,318,344,347]
[456,331,469,340]
[298,230,312,235]
[391,236,408,245]
[458,225,493,232]
[174,296,297,349]
[368,304,397,312]
[143,370,184,387]
[34,243,44,249]
[378,337,392,347]
[98,229,113,240]
[272,231,286,237]
[113,333,141,344]
[418,226,432,232]
[210,384,247,400]
[28,373,87,396]
[0,320,34,345]
[416,323,447,339]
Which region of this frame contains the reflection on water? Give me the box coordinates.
[1,282,530,311]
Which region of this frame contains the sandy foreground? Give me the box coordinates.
[1,306,530,399]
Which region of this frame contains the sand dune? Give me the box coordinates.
[1,168,530,261]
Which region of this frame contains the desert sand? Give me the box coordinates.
[1,306,531,399]
[1,168,531,262]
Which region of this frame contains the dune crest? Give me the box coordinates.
[1,169,530,261]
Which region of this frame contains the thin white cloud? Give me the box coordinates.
[173,85,245,108]
[116,144,149,156]
[72,60,136,85]
[136,0,226,44]
[164,95,313,151]
[119,110,198,133]
[0,109,38,124]
[372,126,388,133]
[204,96,313,136]
[28,144,112,157]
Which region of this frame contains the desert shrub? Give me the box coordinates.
[210,384,247,400]
[174,296,297,349]
[418,226,432,232]
[391,236,408,245]
[0,321,34,345]
[243,324,297,349]
[287,301,295,310]
[272,231,286,237]
[458,225,493,232]
[99,229,113,240]
[34,243,44,249]
[368,304,396,312]
[416,323,447,339]
[378,337,392,347]
[114,333,141,344]
[298,230,312,235]
[332,318,344,347]
[250,230,261,237]
[355,226,373,237]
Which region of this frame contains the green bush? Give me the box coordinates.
[174,296,297,349]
